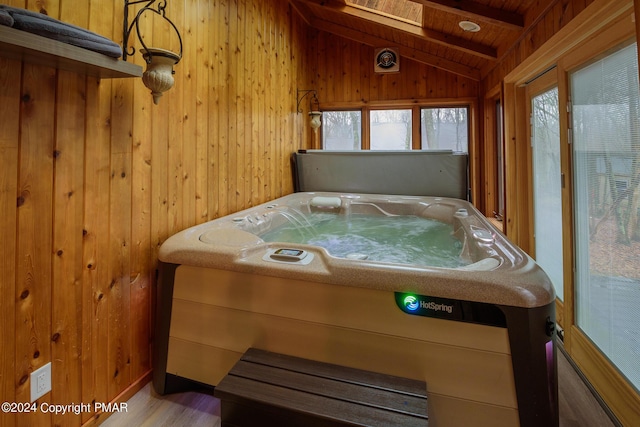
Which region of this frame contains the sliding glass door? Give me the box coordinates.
[570,42,640,391]
[503,8,640,422]
[529,75,564,301]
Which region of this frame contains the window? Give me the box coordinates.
[571,42,640,391]
[321,105,469,153]
[370,109,412,150]
[322,111,362,150]
[345,0,423,26]
[496,99,505,219]
[530,84,564,301]
[421,108,468,152]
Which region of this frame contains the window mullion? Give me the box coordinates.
[362,106,370,150]
[412,106,421,150]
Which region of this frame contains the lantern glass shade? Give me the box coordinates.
[309,111,322,129]
[141,48,181,105]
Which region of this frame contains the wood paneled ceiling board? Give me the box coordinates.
[291,0,540,80]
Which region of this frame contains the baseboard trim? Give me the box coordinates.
[81,369,153,427]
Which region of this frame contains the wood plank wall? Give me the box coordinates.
[0,1,310,426]
[0,1,606,426]
[482,0,596,93]
[309,31,479,103]
[478,0,597,223]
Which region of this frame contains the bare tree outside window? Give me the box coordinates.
[320,106,469,153]
[322,111,362,150]
[370,109,412,150]
[421,108,468,152]
[572,42,640,392]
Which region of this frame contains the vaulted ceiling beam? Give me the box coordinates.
[289,0,313,26]
[298,0,497,60]
[415,0,524,31]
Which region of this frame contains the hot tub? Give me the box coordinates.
[153,192,558,427]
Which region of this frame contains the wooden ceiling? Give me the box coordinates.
[289,0,542,81]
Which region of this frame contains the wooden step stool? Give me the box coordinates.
[214,348,428,426]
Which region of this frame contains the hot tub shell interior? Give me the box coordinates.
[153,192,558,427]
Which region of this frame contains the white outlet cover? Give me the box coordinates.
[30,362,52,402]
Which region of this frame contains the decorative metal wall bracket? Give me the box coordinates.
[296,89,319,113]
[123,0,183,104]
[123,0,183,63]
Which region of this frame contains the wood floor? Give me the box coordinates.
[100,344,620,427]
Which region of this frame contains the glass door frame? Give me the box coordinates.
[501,2,640,424]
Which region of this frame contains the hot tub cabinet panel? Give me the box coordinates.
[153,192,558,427]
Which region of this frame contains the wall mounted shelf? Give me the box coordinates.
[0,25,142,79]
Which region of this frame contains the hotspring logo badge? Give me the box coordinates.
[420,300,454,314]
[400,294,454,315]
[404,295,420,311]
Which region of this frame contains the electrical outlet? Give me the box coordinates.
[30,362,51,402]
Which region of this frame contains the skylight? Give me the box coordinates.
[345,0,423,27]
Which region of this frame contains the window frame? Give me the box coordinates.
[483,84,505,223]
[319,99,475,153]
